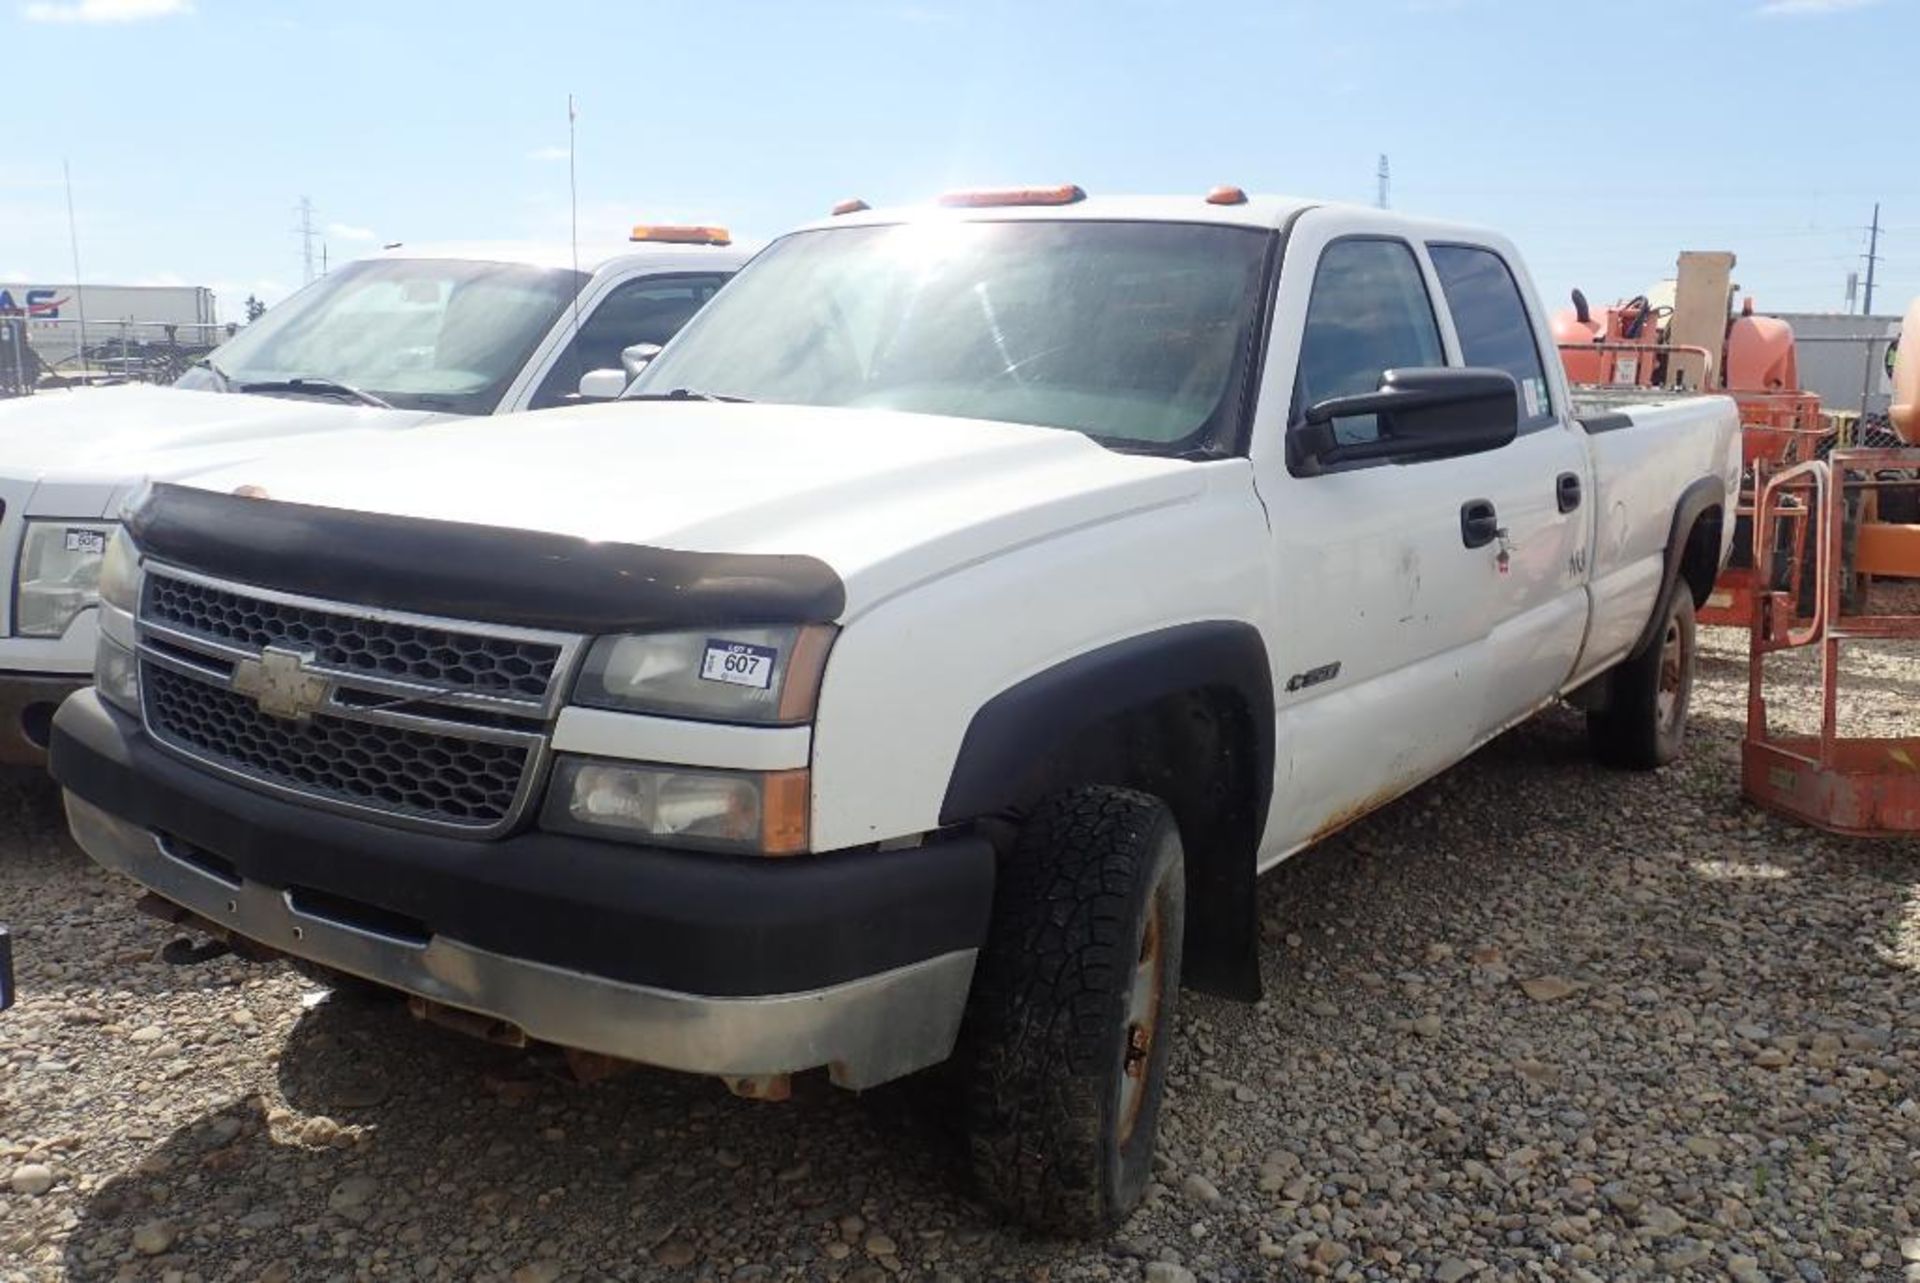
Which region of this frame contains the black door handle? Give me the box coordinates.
[1557,471,1583,513]
[1461,499,1499,549]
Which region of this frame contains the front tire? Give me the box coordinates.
[1588,589,1696,770]
[961,788,1185,1235]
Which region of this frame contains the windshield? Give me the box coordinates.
[630,220,1272,451]
[178,258,587,415]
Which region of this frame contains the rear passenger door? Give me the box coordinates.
[1257,231,1520,860]
[1426,242,1592,730]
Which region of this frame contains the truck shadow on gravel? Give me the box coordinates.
[59,982,1006,1281]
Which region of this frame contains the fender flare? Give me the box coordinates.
[1628,474,1725,660]
[939,620,1275,1001]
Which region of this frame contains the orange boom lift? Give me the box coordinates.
[1554,251,1830,628]
[1740,296,1920,835]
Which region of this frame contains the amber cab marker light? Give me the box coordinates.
[1206,185,1249,206]
[831,198,870,216]
[936,184,1087,209]
[630,225,732,246]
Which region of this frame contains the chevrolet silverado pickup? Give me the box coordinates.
[0,232,744,764]
[50,188,1740,1232]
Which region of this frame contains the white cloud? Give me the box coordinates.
[527,146,570,162]
[326,222,375,243]
[22,0,193,23]
[1756,0,1879,14]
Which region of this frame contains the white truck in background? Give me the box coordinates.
[0,231,746,764]
[52,189,1739,1232]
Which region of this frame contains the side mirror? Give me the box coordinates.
[621,343,662,379]
[1292,367,1520,470]
[577,369,629,400]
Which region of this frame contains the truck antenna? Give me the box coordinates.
[63,159,90,373]
[565,94,585,391]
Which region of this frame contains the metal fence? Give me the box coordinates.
[0,316,239,397]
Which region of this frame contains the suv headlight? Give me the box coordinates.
[574,625,834,724]
[15,520,117,639]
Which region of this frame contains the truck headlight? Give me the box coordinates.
[98,525,141,614]
[96,633,140,715]
[15,520,116,639]
[574,625,834,724]
[541,756,809,855]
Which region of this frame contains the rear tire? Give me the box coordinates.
[961,787,1185,1235]
[1588,590,1696,770]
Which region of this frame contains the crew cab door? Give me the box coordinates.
[1251,222,1581,862]
[1424,241,1592,733]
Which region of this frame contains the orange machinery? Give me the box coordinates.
[1741,295,1920,835]
[1554,251,1829,625]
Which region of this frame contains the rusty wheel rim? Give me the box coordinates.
[1118,889,1165,1146]
[1656,617,1685,730]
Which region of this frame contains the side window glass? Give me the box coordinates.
[528,273,730,410]
[1429,244,1554,430]
[1294,240,1445,446]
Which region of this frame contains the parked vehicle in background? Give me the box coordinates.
[51,188,1738,1232]
[0,230,746,764]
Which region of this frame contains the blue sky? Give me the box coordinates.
[5,0,1916,321]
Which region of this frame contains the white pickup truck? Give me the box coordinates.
[0,233,744,764]
[50,188,1740,1232]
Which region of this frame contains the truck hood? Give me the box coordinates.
[165,401,1208,619]
[0,384,439,485]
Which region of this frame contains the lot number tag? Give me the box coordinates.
[65,528,107,555]
[701,640,777,689]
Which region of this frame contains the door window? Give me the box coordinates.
[1293,239,1445,446]
[1429,244,1554,430]
[528,273,731,409]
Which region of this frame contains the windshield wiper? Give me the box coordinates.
[189,357,233,392]
[235,376,393,409]
[624,387,753,404]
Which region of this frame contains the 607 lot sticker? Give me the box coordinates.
[700,640,778,689]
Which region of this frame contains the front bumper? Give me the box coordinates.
[0,673,88,766]
[51,691,995,1088]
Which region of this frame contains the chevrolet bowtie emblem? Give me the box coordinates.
[231,646,331,722]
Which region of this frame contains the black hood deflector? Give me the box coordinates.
[128,483,847,633]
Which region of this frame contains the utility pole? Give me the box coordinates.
[297,196,318,285]
[1862,201,1882,316]
[1376,154,1390,210]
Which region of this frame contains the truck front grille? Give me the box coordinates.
[135,566,579,837]
[145,666,533,828]
[145,573,562,706]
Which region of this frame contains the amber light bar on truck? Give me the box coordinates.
[630,225,733,245]
[936,184,1086,208]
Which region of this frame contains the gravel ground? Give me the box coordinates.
[3,625,1918,1283]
